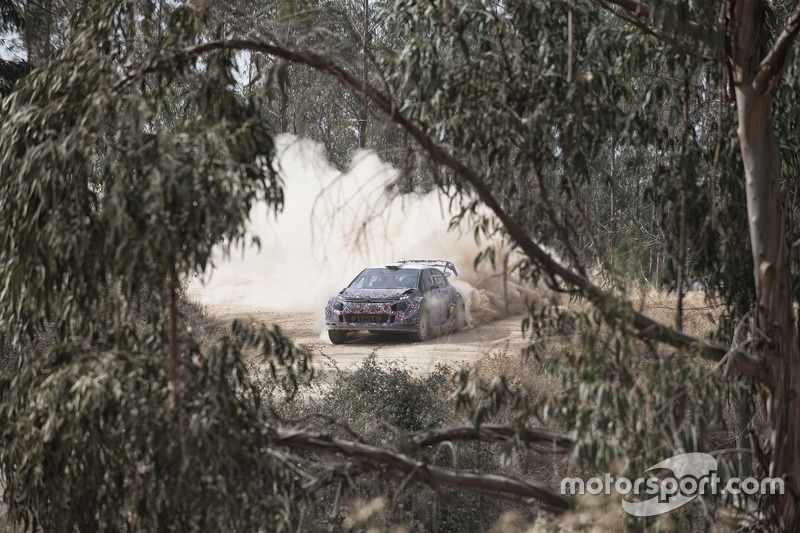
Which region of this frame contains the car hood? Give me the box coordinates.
[338,288,417,300]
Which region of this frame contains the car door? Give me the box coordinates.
[438,273,459,316]
[421,269,448,325]
[419,270,437,324]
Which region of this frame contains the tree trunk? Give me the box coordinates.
[633,151,641,226]
[676,74,690,330]
[358,0,369,148]
[608,131,617,253]
[169,264,188,470]
[44,0,52,61]
[731,1,800,526]
[279,79,288,133]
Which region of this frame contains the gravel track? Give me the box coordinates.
[201,305,529,374]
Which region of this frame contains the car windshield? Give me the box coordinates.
[349,268,419,290]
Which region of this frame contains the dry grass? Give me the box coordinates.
[458,286,745,531]
[632,287,723,338]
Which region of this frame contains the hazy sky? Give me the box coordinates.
[1,31,24,60]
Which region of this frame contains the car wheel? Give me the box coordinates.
[411,306,431,342]
[454,298,468,330]
[328,329,348,344]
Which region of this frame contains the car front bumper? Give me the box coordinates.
[325,299,421,331]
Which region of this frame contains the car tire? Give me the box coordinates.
[454,298,468,330]
[328,329,348,344]
[411,306,431,342]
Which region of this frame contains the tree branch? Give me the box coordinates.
[274,430,572,512]
[514,139,588,277]
[120,39,770,388]
[595,0,701,37]
[411,424,574,449]
[753,3,800,96]
[593,0,712,60]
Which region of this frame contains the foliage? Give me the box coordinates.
[0,322,308,532]
[0,1,307,530]
[293,354,512,532]
[775,46,800,304]
[0,1,280,346]
[312,353,451,438]
[550,313,748,528]
[2,0,800,529]
[362,3,800,526]
[0,0,22,33]
[0,59,31,96]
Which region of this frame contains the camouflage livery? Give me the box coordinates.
[325,261,467,343]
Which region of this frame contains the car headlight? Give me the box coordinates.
[334,302,344,311]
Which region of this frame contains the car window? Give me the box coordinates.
[421,270,434,291]
[431,271,445,288]
[395,273,418,288]
[351,274,381,289]
[350,269,420,289]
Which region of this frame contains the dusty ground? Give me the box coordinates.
[194,288,721,376]
[200,304,531,374]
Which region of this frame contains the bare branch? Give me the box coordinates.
[275,412,368,443]
[411,424,573,449]
[303,460,366,492]
[567,1,573,83]
[274,430,572,512]
[514,140,587,277]
[753,4,800,96]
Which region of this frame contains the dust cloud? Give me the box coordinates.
[187,134,549,330]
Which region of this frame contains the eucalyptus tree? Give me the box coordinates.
[384,1,799,527]
[0,3,310,530]
[3,0,800,531]
[19,0,76,63]
[369,1,800,527]
[208,0,387,164]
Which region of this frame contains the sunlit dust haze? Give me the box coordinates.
[187,134,550,330]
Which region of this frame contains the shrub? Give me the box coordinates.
[321,353,451,437]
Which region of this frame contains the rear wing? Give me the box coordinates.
[396,260,458,277]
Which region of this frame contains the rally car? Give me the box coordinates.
[325,260,467,344]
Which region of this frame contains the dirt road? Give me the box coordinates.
[202,305,530,374]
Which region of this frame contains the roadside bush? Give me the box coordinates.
[304,352,453,442]
[320,353,451,438]
[294,354,520,531]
